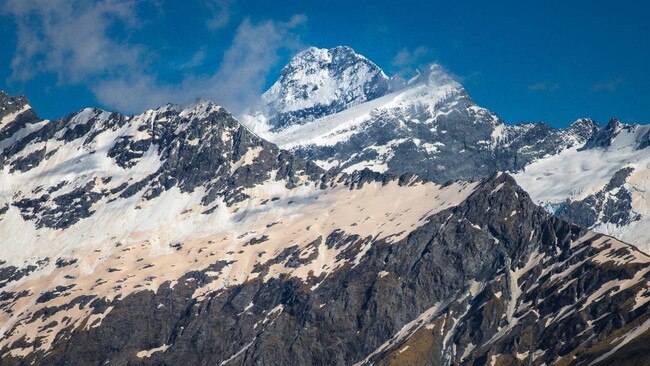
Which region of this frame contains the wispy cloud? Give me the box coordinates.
[453,71,481,84]
[93,14,307,114]
[528,82,559,92]
[178,49,207,70]
[392,46,430,68]
[590,77,625,93]
[2,0,142,84]
[202,14,306,112]
[207,0,234,30]
[390,46,434,81]
[3,0,307,115]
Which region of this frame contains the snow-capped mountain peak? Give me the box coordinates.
[178,98,224,120]
[242,46,391,134]
[0,91,35,128]
[580,117,622,150]
[0,92,43,151]
[567,117,598,131]
[0,91,31,122]
[242,50,503,181]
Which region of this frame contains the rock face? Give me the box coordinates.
[557,167,639,228]
[0,92,42,144]
[580,117,626,150]
[1,164,648,365]
[241,46,649,252]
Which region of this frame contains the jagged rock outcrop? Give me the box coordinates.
[0,93,323,231]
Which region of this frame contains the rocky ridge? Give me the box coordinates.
[243,46,650,252]
[0,168,647,365]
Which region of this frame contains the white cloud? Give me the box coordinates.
[528,82,559,92]
[207,0,234,30]
[91,74,176,114]
[93,14,308,115]
[3,0,307,116]
[391,46,429,68]
[179,49,207,70]
[200,14,307,113]
[590,77,624,93]
[3,0,142,84]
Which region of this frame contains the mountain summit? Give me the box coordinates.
[243,46,390,134]
[243,46,592,184]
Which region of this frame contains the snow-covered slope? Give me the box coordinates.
[514,118,650,251]
[0,92,324,262]
[242,47,596,184]
[268,64,468,150]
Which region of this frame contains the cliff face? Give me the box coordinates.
[2,171,647,366]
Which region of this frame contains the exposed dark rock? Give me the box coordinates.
[55,258,78,268]
[9,147,47,173]
[0,92,42,146]
[35,285,76,304]
[107,135,153,168]
[559,167,641,228]
[13,179,105,229]
[0,265,38,289]
[580,117,626,150]
[2,174,647,366]
[246,235,269,246]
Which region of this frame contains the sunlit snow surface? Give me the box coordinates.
[242,46,390,135]
[0,176,478,356]
[514,124,650,252]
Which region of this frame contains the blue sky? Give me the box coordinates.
[0,0,648,127]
